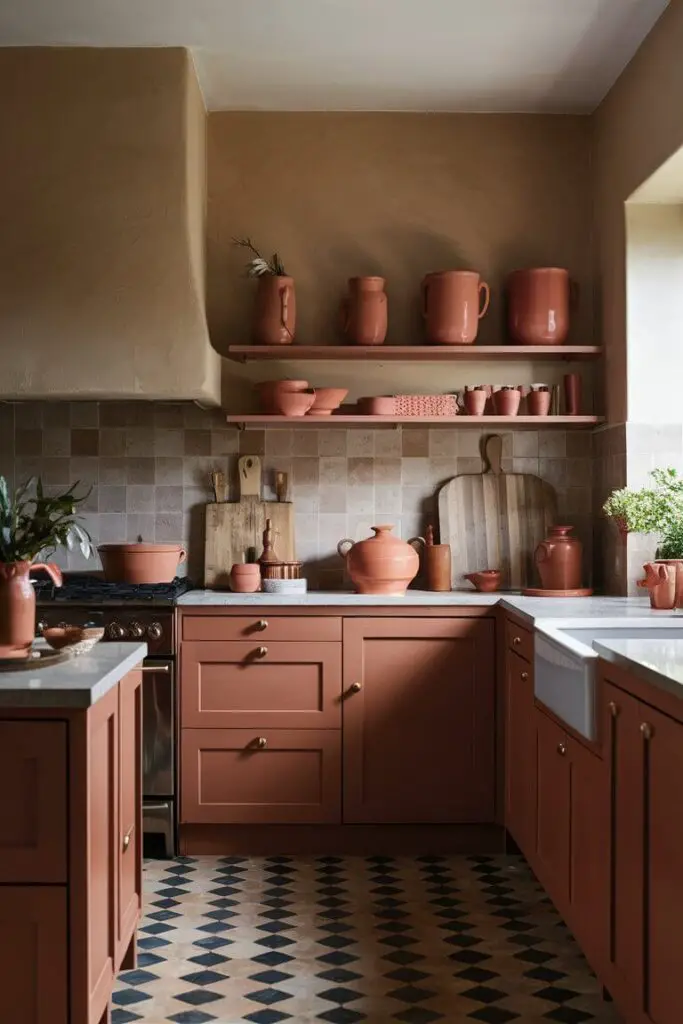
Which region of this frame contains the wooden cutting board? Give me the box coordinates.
[437,434,557,590]
[204,456,295,588]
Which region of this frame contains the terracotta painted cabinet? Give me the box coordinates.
[504,641,537,856]
[0,887,68,1024]
[342,617,495,823]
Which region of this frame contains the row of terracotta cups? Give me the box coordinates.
[461,374,581,416]
[254,266,576,347]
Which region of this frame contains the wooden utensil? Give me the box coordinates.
[204,455,295,588]
[211,470,227,503]
[438,434,557,590]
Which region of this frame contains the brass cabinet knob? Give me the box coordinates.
[608,701,619,718]
[256,646,268,658]
[257,620,268,631]
[349,682,362,694]
[513,636,522,646]
[640,722,653,740]
[557,743,567,756]
[256,736,268,749]
[521,671,529,681]
[122,825,134,852]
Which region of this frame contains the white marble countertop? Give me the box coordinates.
[0,642,147,708]
[593,639,683,701]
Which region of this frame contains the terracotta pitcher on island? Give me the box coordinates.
[253,275,296,345]
[422,270,490,345]
[0,561,63,659]
[342,276,388,346]
[507,267,574,346]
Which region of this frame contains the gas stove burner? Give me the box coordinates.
[34,573,194,605]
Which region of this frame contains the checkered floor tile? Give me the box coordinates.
[112,855,622,1023]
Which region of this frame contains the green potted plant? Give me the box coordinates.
[233,237,295,345]
[0,476,91,659]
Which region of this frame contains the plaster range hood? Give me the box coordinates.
[0,47,221,405]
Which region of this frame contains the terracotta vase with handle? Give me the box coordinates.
[0,561,63,659]
[534,525,583,590]
[507,267,574,346]
[638,562,677,610]
[342,276,387,346]
[654,559,683,608]
[254,275,296,345]
[337,525,419,595]
[421,270,490,345]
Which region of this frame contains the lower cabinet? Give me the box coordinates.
[504,647,537,855]
[0,886,68,1024]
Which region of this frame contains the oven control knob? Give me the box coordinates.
[37,620,48,635]
[109,622,126,640]
[147,622,163,641]
[129,621,145,639]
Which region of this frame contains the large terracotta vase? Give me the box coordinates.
[337,525,419,595]
[0,561,63,659]
[421,270,490,345]
[253,275,296,345]
[342,276,387,346]
[534,525,583,591]
[507,267,572,346]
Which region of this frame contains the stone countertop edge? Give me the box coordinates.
[593,638,683,701]
[0,642,148,709]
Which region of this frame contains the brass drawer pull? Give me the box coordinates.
[512,636,522,646]
[122,825,135,852]
[521,671,529,681]
[608,701,619,718]
[256,646,268,658]
[256,620,268,631]
[256,736,268,749]
[349,682,362,694]
[640,722,653,740]
[557,743,567,756]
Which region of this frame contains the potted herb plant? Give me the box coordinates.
[234,237,295,345]
[0,477,91,659]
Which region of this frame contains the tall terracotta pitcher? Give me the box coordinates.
[0,561,63,659]
[253,275,296,345]
[421,270,490,345]
[342,276,387,346]
[534,526,582,591]
[507,267,574,346]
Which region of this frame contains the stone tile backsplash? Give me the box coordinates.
[0,402,594,588]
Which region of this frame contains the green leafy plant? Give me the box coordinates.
[657,520,683,559]
[603,467,683,553]
[0,476,92,563]
[233,237,287,277]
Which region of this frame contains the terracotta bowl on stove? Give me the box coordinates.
[98,544,186,584]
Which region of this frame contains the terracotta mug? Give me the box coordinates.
[527,389,551,416]
[464,389,487,416]
[253,275,296,345]
[341,276,387,346]
[492,388,521,416]
[638,562,676,610]
[421,270,490,345]
[507,267,576,346]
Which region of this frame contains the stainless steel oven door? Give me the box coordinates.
[142,658,175,799]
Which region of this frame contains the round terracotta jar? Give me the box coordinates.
[534,526,582,591]
[229,563,261,594]
[421,270,490,345]
[337,526,419,595]
[507,267,572,346]
[342,277,388,346]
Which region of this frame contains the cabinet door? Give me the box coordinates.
[535,709,570,910]
[0,887,67,1024]
[181,728,341,824]
[504,650,536,857]
[117,669,142,970]
[0,721,67,883]
[343,617,495,824]
[644,703,683,1024]
[181,641,342,729]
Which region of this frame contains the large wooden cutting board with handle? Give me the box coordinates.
[438,434,557,590]
[204,456,295,587]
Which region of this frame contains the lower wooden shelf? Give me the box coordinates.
[225,415,603,429]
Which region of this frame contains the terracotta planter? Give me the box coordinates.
[253,275,296,345]
[535,525,583,590]
[229,563,261,593]
[639,562,677,610]
[654,559,683,608]
[507,267,573,346]
[527,389,551,416]
[463,389,487,415]
[563,372,581,415]
[342,276,387,346]
[0,561,63,659]
[337,525,419,595]
[98,544,186,584]
[492,388,521,416]
[421,270,490,345]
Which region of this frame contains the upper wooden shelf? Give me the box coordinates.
[226,415,603,430]
[227,345,602,363]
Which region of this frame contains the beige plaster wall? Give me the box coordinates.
[0,47,220,404]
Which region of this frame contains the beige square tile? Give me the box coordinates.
[292,429,319,456]
[125,457,155,484]
[211,428,239,456]
[43,404,70,429]
[239,429,265,456]
[99,458,126,486]
[318,513,348,557]
[15,429,42,456]
[154,428,185,457]
[42,428,71,457]
[154,403,186,428]
[456,429,483,457]
[124,402,155,427]
[265,429,293,457]
[347,484,374,515]
[374,458,401,485]
[294,513,319,558]
[98,512,126,542]
[183,456,217,488]
[155,513,184,543]
[513,431,539,457]
[320,457,346,486]
[69,457,99,486]
[429,457,458,489]
[347,429,374,457]
[183,403,216,428]
[99,485,127,513]
[539,457,568,491]
[155,485,184,513]
[348,457,374,486]
[319,430,347,457]
[14,402,43,430]
[155,457,184,486]
[183,429,211,456]
[401,457,430,486]
[375,483,402,515]
[40,458,70,485]
[429,428,459,457]
[69,402,99,428]
[373,429,401,457]
[566,431,592,457]
[538,430,566,457]
[402,427,429,456]
[292,456,319,487]
[126,513,156,543]
[402,484,427,514]
[100,428,127,457]
[127,485,156,514]
[99,403,128,427]
[70,428,99,457]
[513,457,540,476]
[319,485,347,513]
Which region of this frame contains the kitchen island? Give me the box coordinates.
[0,642,146,1024]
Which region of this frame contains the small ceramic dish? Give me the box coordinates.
[42,625,105,656]
[256,379,309,413]
[273,390,316,417]
[262,578,308,594]
[308,388,349,416]
[464,570,502,593]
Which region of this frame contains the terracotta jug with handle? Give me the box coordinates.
[341,276,387,346]
[507,267,574,346]
[421,270,490,345]
[337,525,419,595]
[254,275,296,345]
[0,561,63,659]
[534,525,582,591]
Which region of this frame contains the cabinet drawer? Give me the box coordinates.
[181,728,341,824]
[0,721,67,883]
[181,615,342,643]
[505,618,533,662]
[180,642,342,728]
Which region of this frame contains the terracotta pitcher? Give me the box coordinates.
[507,267,574,346]
[0,561,63,659]
[342,276,387,346]
[253,275,296,345]
[421,270,490,345]
[337,525,419,595]
[639,562,677,610]
[534,525,583,591]
[654,559,683,608]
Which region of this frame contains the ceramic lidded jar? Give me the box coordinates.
[507,267,572,346]
[421,270,490,345]
[254,275,296,345]
[337,526,419,595]
[342,277,388,346]
[534,525,583,591]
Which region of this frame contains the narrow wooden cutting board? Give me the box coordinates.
[204,456,295,588]
[438,435,557,590]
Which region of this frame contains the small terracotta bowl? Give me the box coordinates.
[464,569,502,593]
[274,390,316,417]
[42,625,105,656]
[256,380,309,413]
[308,388,349,416]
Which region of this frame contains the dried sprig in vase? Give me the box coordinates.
[234,237,296,346]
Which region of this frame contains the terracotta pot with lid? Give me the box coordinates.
[337,526,420,595]
[98,544,186,584]
[534,526,582,591]
[0,561,63,659]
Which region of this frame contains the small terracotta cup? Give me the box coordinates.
[492,388,521,416]
[464,389,487,415]
[527,389,551,416]
[229,563,261,593]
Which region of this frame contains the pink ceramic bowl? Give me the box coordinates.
[308,388,349,416]
[274,390,316,417]
[257,380,309,413]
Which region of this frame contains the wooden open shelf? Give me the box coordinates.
[227,345,602,363]
[226,415,603,430]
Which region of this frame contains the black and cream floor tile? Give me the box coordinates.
[112,855,622,1023]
